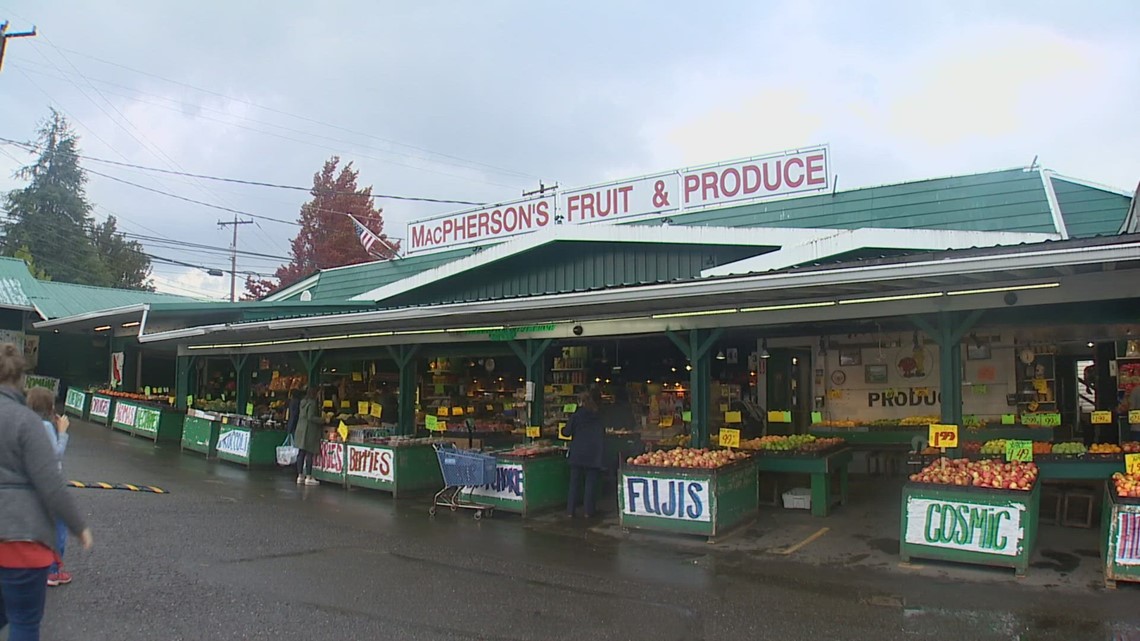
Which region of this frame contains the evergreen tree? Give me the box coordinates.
[91,216,153,290]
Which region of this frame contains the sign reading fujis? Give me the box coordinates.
[406,146,830,253]
[904,497,1025,556]
[622,475,711,522]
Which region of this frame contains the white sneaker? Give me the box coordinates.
[304,476,320,486]
[296,475,304,484]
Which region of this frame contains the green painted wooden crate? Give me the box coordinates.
[111,400,139,433]
[88,394,114,427]
[1100,482,1140,589]
[217,426,284,467]
[345,442,443,498]
[899,481,1040,576]
[618,457,758,540]
[1038,457,1123,480]
[461,453,570,517]
[312,440,346,484]
[132,406,184,444]
[181,414,221,457]
[63,388,90,420]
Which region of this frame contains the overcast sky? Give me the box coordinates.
[1,1,1137,299]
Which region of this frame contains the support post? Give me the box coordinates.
[175,355,197,410]
[666,328,723,448]
[387,345,420,436]
[509,338,552,433]
[297,350,324,384]
[911,310,984,427]
[229,354,250,415]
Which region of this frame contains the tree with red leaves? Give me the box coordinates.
[245,157,398,299]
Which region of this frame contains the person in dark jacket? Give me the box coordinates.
[566,389,604,518]
[0,343,93,640]
[285,389,303,435]
[293,388,322,486]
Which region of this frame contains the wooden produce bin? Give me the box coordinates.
[619,457,758,541]
[756,448,853,517]
[111,400,138,434]
[345,441,442,498]
[461,452,570,517]
[131,405,184,444]
[899,482,1040,576]
[1037,456,1123,481]
[89,394,114,427]
[216,425,284,467]
[1100,481,1140,589]
[181,412,222,457]
[312,439,346,485]
[64,388,90,420]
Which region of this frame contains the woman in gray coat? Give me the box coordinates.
[294,388,322,485]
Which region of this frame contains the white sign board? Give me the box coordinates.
[622,475,711,522]
[406,145,830,253]
[464,462,524,503]
[89,396,111,419]
[346,445,394,482]
[217,428,251,458]
[1116,512,1140,566]
[904,497,1025,556]
[113,402,137,427]
[314,440,344,474]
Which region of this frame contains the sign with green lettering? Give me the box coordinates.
[134,407,161,435]
[904,497,1026,556]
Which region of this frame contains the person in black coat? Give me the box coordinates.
[566,389,604,518]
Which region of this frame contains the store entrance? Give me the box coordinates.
[767,347,812,433]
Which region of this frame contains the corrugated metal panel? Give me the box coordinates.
[390,243,763,307]
[29,281,193,319]
[650,169,1057,234]
[311,249,477,301]
[1051,179,1132,238]
[0,258,35,309]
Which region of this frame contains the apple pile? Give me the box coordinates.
[1124,442,1140,453]
[909,457,1038,491]
[627,447,751,469]
[1113,472,1140,498]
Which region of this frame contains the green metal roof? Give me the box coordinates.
[0,258,35,310]
[29,280,194,319]
[1050,177,1131,238]
[297,247,478,302]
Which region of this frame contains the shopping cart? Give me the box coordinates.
[430,442,499,520]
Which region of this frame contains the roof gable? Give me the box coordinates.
[29,280,196,320]
[1050,175,1134,238]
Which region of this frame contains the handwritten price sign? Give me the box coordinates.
[719,428,741,448]
[1005,440,1033,462]
[1092,411,1113,425]
[928,424,959,449]
[526,425,541,438]
[1127,453,1140,475]
[1131,410,1140,425]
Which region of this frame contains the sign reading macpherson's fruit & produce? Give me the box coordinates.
[406,145,830,253]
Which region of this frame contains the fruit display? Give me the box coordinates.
[1113,472,1140,498]
[909,458,1038,491]
[798,437,845,452]
[962,441,982,454]
[1090,443,1123,454]
[1123,442,1140,453]
[1033,442,1053,455]
[658,433,691,448]
[980,439,1007,455]
[962,415,985,430]
[900,415,941,426]
[502,444,563,458]
[1051,441,1088,456]
[815,419,857,428]
[627,447,751,469]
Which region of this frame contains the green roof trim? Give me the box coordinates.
[29,280,194,320]
[1050,177,1132,238]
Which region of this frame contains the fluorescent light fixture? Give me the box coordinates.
[445,326,505,333]
[93,325,112,332]
[946,282,1060,297]
[837,292,943,305]
[651,308,738,319]
[121,321,141,328]
[739,301,836,313]
[392,328,447,336]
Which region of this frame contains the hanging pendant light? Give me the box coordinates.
[760,339,771,359]
[715,350,726,361]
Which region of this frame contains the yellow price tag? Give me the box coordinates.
[557,422,571,441]
[337,421,349,441]
[719,403,729,412]
[1092,410,1113,425]
[543,385,554,394]
[810,411,822,424]
[466,406,475,415]
[351,372,363,382]
[357,401,370,415]
[725,411,742,424]
[168,396,175,406]
[452,407,464,416]
[486,404,495,411]
[1127,453,1140,475]
[929,424,959,449]
[1033,379,1049,393]
[340,400,351,409]
[322,400,333,409]
[659,416,674,427]
[272,370,280,380]
[767,410,791,423]
[370,403,383,419]
[719,428,741,448]
[438,407,450,417]
[221,416,229,424]
[1130,410,1140,425]
[526,425,541,438]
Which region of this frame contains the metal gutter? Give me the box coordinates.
[32,304,149,329]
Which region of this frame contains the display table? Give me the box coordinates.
[756,448,853,517]
[1037,456,1124,480]
[130,404,183,444]
[345,442,442,498]
[461,452,569,517]
[1101,482,1140,589]
[111,400,138,433]
[89,394,114,427]
[618,457,758,541]
[64,388,90,420]
[809,427,1055,445]
[899,482,1040,576]
[216,425,283,467]
[312,440,346,484]
[181,413,221,457]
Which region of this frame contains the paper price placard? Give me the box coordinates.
[437,407,450,417]
[557,422,570,441]
[1005,440,1032,462]
[358,401,370,415]
[725,411,742,424]
[563,403,577,413]
[682,411,692,423]
[526,425,541,438]
[719,428,741,448]
[1127,453,1140,475]
[928,424,959,449]
[810,411,822,424]
[425,415,439,431]
[767,410,792,423]
[1001,414,1016,425]
[245,402,254,416]
[370,403,383,419]
[1131,410,1140,425]
[1092,410,1113,425]
[659,416,674,427]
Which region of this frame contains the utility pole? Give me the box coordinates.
[218,215,253,302]
[0,21,37,73]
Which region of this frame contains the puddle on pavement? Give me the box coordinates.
[1031,550,1082,574]
[899,606,1139,640]
[866,537,899,555]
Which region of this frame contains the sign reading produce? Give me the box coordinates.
[347,445,393,482]
[904,497,1026,556]
[465,463,524,503]
[90,396,111,418]
[622,475,711,522]
[217,428,251,458]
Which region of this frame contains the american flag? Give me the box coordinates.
[350,215,398,260]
